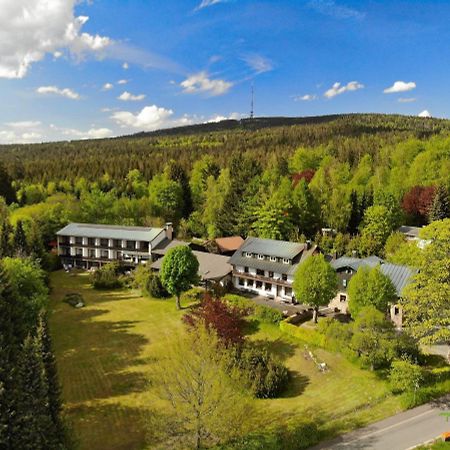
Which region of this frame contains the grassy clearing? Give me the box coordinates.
[49,270,402,450]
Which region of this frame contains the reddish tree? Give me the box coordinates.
[183,293,248,346]
[292,169,316,187]
[402,186,436,222]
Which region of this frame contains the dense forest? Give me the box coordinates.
[0,113,449,264]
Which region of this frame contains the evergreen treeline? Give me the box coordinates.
[1,113,449,184]
[0,261,69,449]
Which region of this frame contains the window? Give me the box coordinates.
[113,239,121,248]
[245,252,252,258]
[258,254,264,260]
[256,269,264,276]
[101,250,109,259]
[238,278,245,286]
[76,248,82,256]
[89,249,96,258]
[100,238,108,247]
[268,271,274,278]
[244,266,249,273]
[394,306,400,315]
[88,238,95,246]
[343,279,347,288]
[256,281,263,289]
[247,279,254,287]
[270,256,277,262]
[75,237,83,245]
[285,287,292,297]
[283,258,290,264]
[126,240,134,250]
[340,295,347,303]
[265,283,272,291]
[282,274,288,281]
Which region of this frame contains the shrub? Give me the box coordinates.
[278,420,320,450]
[317,317,353,351]
[184,294,247,346]
[146,273,169,298]
[223,294,255,313]
[253,305,284,324]
[389,359,424,394]
[90,262,123,289]
[230,344,289,398]
[182,287,204,303]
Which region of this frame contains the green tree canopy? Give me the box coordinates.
[293,254,338,322]
[359,205,395,256]
[160,246,200,309]
[347,265,397,318]
[402,219,450,345]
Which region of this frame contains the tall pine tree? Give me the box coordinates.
[428,185,449,222]
[13,220,28,256]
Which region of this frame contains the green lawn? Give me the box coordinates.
[48,270,402,450]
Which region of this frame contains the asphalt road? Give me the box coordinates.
[310,396,450,450]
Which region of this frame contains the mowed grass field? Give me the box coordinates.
[48,271,402,450]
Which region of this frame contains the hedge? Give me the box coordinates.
[279,320,326,347]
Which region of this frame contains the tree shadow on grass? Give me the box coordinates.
[67,402,148,450]
[50,307,150,404]
[243,318,260,335]
[281,372,311,398]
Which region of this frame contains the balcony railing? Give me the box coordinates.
[232,270,290,287]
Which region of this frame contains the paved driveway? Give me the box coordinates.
[310,396,450,450]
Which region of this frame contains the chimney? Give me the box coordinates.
[165,222,173,241]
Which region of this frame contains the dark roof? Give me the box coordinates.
[215,236,244,253]
[152,238,190,256]
[56,223,164,242]
[398,225,422,238]
[151,250,232,281]
[229,237,318,275]
[331,256,417,296]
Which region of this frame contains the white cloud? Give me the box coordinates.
[118,91,146,101]
[324,81,364,98]
[4,120,42,128]
[308,0,365,20]
[180,72,233,96]
[111,105,197,131]
[398,97,416,103]
[0,0,111,78]
[36,86,80,100]
[102,83,114,91]
[122,62,129,70]
[196,0,230,10]
[117,79,128,85]
[383,81,416,94]
[418,110,431,118]
[242,54,273,74]
[208,112,244,122]
[294,94,317,101]
[56,126,113,139]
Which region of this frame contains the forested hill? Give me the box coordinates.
[1,113,450,183]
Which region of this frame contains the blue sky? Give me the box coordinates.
[0,0,449,143]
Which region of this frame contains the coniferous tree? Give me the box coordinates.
[166,161,193,219]
[0,221,13,258]
[0,164,16,205]
[15,333,55,450]
[27,220,46,261]
[13,220,28,256]
[348,190,360,235]
[38,314,67,446]
[428,185,449,222]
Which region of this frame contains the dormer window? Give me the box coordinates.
[282,258,290,264]
[258,254,264,260]
[245,252,252,258]
[270,256,277,262]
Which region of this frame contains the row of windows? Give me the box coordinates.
[238,278,293,296]
[61,237,149,250]
[243,252,291,264]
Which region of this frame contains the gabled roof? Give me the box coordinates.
[229,237,318,275]
[215,236,244,253]
[234,236,307,259]
[331,256,417,296]
[152,238,190,256]
[57,223,164,243]
[151,250,232,281]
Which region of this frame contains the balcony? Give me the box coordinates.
[232,270,290,287]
